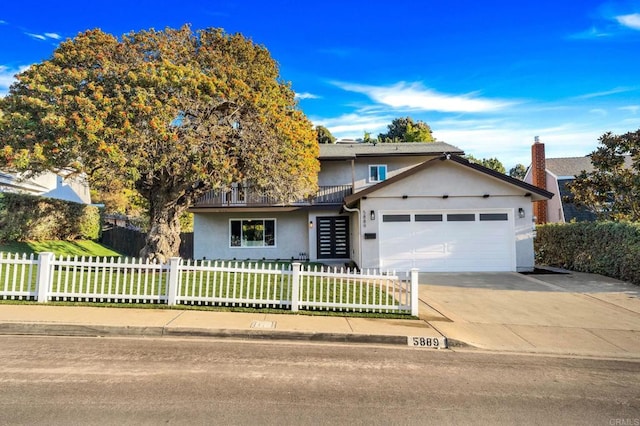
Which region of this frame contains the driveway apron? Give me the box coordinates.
[418,271,640,357]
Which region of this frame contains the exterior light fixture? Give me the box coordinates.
[309,220,313,229]
[442,194,449,199]
[518,208,525,218]
[483,194,490,198]
[370,210,375,220]
[402,195,408,199]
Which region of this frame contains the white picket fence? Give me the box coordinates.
[0,252,419,315]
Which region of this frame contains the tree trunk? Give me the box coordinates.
[139,202,184,264]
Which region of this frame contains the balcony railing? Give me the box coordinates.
[194,185,353,207]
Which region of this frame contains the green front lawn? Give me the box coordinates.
[0,240,122,257]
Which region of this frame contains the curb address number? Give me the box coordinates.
[408,336,445,348]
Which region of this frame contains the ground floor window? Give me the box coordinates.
[230,219,276,247]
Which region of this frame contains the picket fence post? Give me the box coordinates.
[410,268,419,317]
[167,257,182,306]
[291,262,301,312]
[36,252,55,303]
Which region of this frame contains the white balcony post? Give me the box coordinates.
[36,252,55,303]
[167,257,182,306]
[291,262,301,312]
[410,268,419,317]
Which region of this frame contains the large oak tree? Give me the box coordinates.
[0,26,319,262]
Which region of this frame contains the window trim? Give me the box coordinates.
[229,218,277,248]
[368,164,387,183]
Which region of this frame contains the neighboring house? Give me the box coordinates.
[0,170,92,204]
[523,138,632,223]
[191,142,552,272]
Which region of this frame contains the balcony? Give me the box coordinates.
[194,185,353,208]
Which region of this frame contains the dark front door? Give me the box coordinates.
[317,216,350,259]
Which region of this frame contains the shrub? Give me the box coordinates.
[535,221,640,285]
[0,192,101,242]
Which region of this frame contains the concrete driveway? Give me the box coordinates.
[418,270,640,358]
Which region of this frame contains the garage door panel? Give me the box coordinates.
[380,211,514,272]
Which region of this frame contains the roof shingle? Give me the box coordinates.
[319,142,464,160]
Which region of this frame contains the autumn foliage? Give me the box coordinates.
[0,26,319,262]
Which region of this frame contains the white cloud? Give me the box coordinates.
[589,108,608,116]
[573,87,632,99]
[619,105,640,114]
[311,112,393,137]
[26,32,47,40]
[25,32,61,41]
[333,81,514,113]
[571,12,640,39]
[568,26,612,39]
[616,13,640,30]
[0,65,29,96]
[433,123,603,168]
[295,92,320,100]
[0,20,7,25]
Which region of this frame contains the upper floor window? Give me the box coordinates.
[369,165,387,183]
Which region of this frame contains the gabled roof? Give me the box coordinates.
[319,142,464,160]
[545,157,595,177]
[545,155,633,178]
[344,154,554,206]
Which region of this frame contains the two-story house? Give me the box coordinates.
[190,142,552,272]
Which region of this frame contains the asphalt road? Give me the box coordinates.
[0,336,639,425]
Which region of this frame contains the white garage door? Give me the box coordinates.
[379,211,515,272]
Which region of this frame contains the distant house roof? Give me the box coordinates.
[557,178,597,222]
[319,142,464,160]
[344,154,553,206]
[545,155,633,177]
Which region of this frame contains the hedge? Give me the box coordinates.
[535,221,640,285]
[0,192,101,242]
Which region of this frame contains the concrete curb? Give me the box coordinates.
[0,323,164,337]
[0,322,413,346]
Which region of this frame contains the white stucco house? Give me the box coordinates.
[191,142,553,272]
[0,170,92,204]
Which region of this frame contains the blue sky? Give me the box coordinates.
[1,0,639,168]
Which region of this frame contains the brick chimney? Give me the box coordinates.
[531,136,547,224]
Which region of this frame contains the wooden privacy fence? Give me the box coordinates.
[100,226,194,259]
[0,252,419,315]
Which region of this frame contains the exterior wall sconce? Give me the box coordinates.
[442,194,449,199]
[402,195,408,199]
[370,210,375,220]
[309,220,313,229]
[518,208,525,218]
[483,194,490,198]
